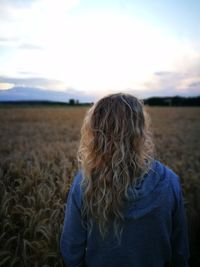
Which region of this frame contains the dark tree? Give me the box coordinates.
[69,99,75,105]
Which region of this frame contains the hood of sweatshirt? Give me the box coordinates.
[123,159,168,220]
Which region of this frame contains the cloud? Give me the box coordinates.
[18,43,42,50]
[0,38,42,50]
[0,75,68,91]
[0,0,80,49]
[0,82,14,90]
[0,36,21,48]
[141,66,200,97]
[190,81,200,88]
[0,37,19,42]
[0,0,35,8]
[0,0,33,22]
[18,71,40,76]
[154,71,180,77]
[187,82,200,96]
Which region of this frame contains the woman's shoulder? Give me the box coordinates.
[152,159,175,178]
[153,159,182,195]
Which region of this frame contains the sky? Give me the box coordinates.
[0,0,200,101]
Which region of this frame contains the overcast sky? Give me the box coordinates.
[0,0,200,100]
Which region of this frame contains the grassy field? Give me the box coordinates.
[0,106,200,266]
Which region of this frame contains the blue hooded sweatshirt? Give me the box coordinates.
[60,159,190,267]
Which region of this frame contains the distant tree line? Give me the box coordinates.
[68,99,79,105]
[67,98,93,106]
[67,96,200,107]
[0,96,199,107]
[143,96,200,106]
[0,100,93,107]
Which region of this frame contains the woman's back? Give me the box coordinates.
[60,159,190,267]
[60,93,190,267]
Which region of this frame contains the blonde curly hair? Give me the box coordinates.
[77,92,155,241]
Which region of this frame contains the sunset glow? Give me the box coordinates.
[0,0,200,100]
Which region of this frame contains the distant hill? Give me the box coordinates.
[0,87,199,106]
[0,86,93,103]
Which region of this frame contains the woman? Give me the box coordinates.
[60,93,190,267]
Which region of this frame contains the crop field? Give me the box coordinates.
[0,106,200,267]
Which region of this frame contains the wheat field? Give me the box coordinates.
[0,106,200,267]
